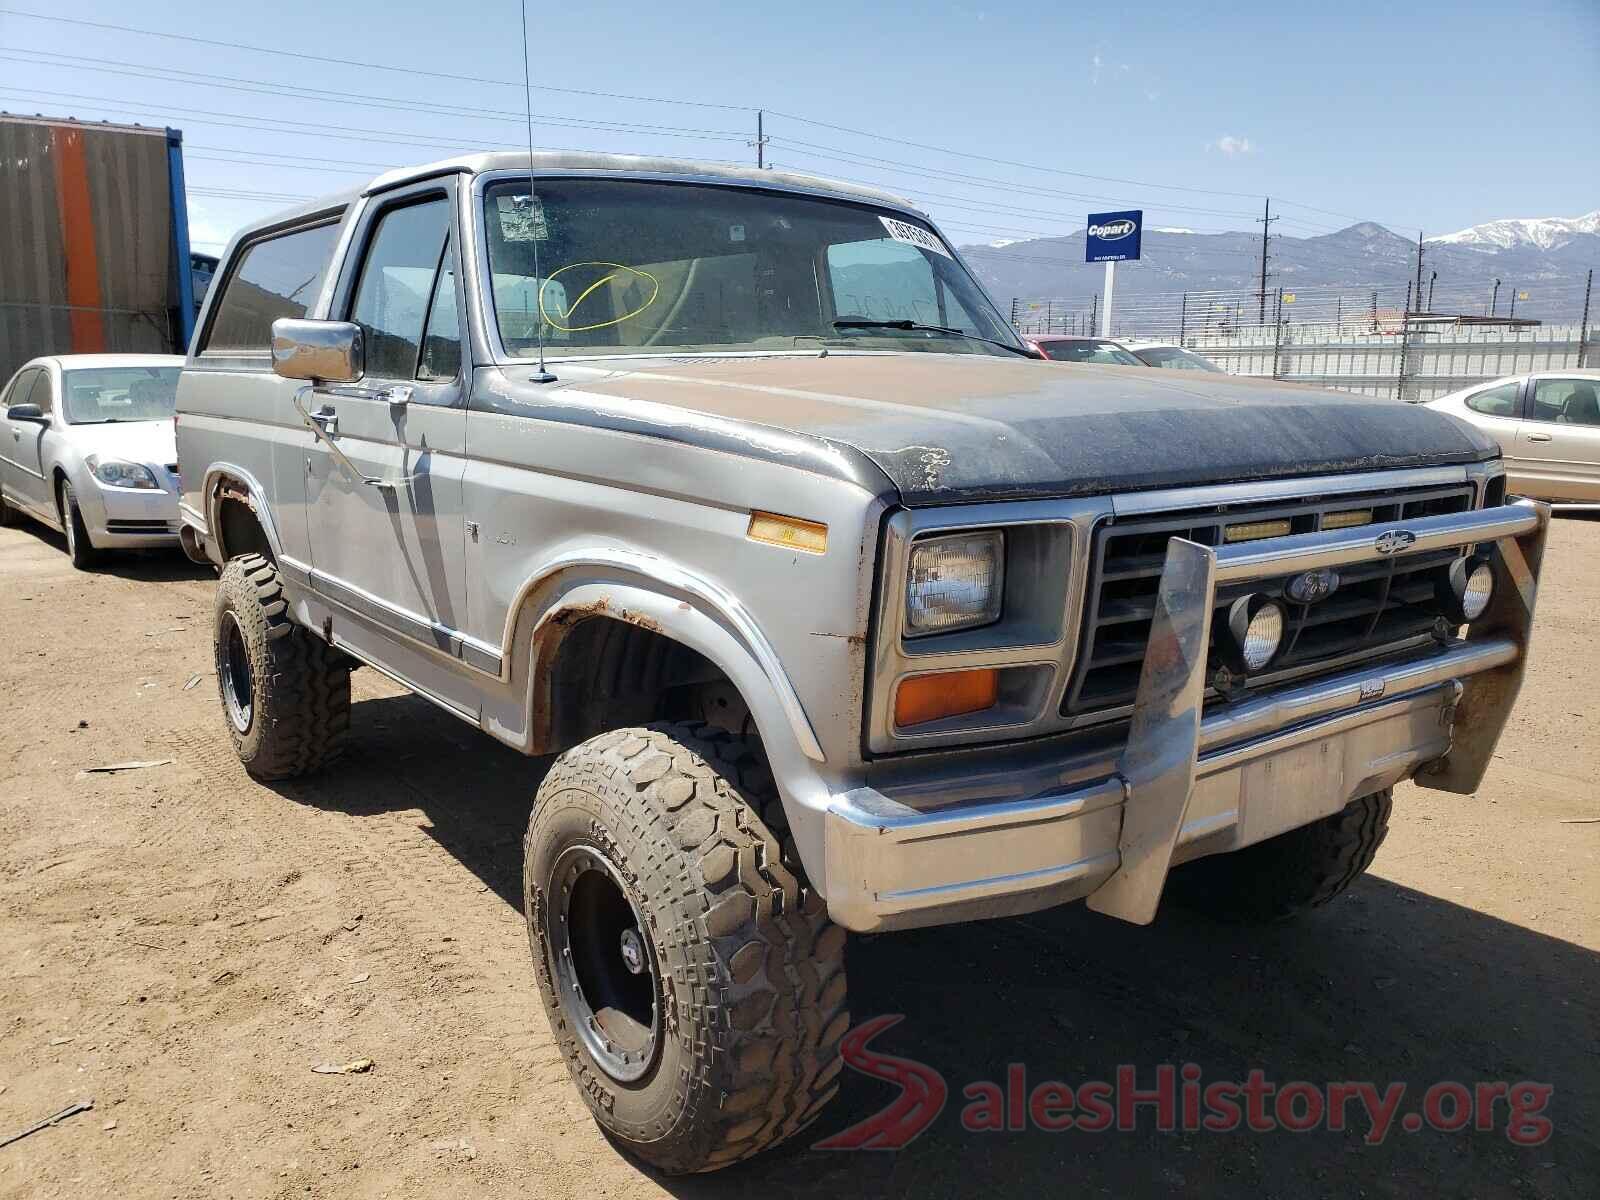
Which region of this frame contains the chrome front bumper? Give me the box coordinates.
[823,498,1549,932]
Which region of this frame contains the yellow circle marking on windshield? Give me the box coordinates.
[539,262,661,333]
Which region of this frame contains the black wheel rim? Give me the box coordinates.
[219,610,254,734]
[546,844,660,1083]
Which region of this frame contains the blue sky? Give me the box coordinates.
[0,0,1595,254]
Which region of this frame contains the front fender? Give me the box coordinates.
[483,556,837,891]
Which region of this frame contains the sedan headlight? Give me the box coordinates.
[87,456,160,490]
[905,530,1004,635]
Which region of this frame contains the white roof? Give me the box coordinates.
[258,151,926,232]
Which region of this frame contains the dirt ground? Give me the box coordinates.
[0,515,1595,1200]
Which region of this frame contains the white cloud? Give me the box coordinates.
[1209,135,1254,157]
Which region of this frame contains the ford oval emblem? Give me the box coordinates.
[1374,529,1417,556]
[1286,567,1340,604]
[1088,218,1137,240]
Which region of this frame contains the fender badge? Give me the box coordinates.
[1359,679,1386,702]
[1286,567,1340,604]
[1374,529,1416,556]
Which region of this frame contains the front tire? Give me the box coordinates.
[524,723,848,1174]
[213,553,351,780]
[0,485,16,527]
[1167,788,1393,922]
[58,480,100,570]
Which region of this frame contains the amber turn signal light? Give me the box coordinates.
[894,668,1000,728]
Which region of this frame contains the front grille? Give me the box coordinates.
[1062,483,1477,720]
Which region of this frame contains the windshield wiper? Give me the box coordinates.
[831,318,1033,358]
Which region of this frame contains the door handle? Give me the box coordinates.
[291,385,394,491]
[1526,432,1553,442]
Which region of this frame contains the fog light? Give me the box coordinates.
[1226,596,1285,672]
[1437,556,1494,624]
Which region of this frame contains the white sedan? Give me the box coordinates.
[0,354,185,568]
[1426,369,1600,504]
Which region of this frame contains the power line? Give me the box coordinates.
[0,7,1425,235]
[0,9,754,111]
[0,47,751,141]
[769,136,1268,220]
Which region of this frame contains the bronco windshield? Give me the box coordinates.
[481,178,1023,359]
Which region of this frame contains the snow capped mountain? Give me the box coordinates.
[1428,212,1600,252]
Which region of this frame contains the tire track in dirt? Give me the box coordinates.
[161,720,570,1082]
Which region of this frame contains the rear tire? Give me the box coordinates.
[1166,788,1393,922]
[213,553,350,780]
[524,722,848,1174]
[58,480,100,570]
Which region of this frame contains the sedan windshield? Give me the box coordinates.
[62,367,180,424]
[481,178,1023,359]
[1130,346,1225,373]
[1036,339,1142,366]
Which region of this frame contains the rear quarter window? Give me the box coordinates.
[1465,382,1520,417]
[201,219,344,355]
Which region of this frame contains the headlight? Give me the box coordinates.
[87,456,160,490]
[905,530,1004,635]
[1225,595,1285,672]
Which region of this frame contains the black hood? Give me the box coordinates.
[544,355,1501,505]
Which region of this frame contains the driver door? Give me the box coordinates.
[0,367,39,510]
[304,182,471,666]
[9,368,58,516]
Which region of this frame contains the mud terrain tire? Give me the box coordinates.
[1167,788,1393,922]
[524,722,848,1174]
[213,553,350,780]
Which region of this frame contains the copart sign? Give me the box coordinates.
[1085,209,1143,263]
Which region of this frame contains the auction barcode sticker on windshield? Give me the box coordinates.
[879,215,952,259]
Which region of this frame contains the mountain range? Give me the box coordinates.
[956,212,1599,322]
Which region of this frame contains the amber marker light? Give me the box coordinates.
[747,511,828,554]
[1223,518,1293,543]
[894,668,1000,728]
[1322,508,1374,530]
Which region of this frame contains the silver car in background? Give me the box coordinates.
[0,353,184,567]
[1427,368,1600,504]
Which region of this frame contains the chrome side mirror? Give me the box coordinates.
[271,318,364,384]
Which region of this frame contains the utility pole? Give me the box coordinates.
[1577,269,1593,368]
[1413,231,1424,313]
[1427,270,1437,312]
[754,109,767,168]
[1490,278,1500,317]
[1256,198,1277,324]
[1509,287,1518,320]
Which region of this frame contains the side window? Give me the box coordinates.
[1530,378,1600,427]
[202,220,343,355]
[348,197,452,380]
[418,240,461,381]
[1465,382,1520,417]
[25,370,55,414]
[3,368,38,410]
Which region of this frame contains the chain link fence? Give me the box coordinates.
[1008,274,1597,401]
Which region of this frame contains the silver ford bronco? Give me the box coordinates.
[175,152,1547,1173]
